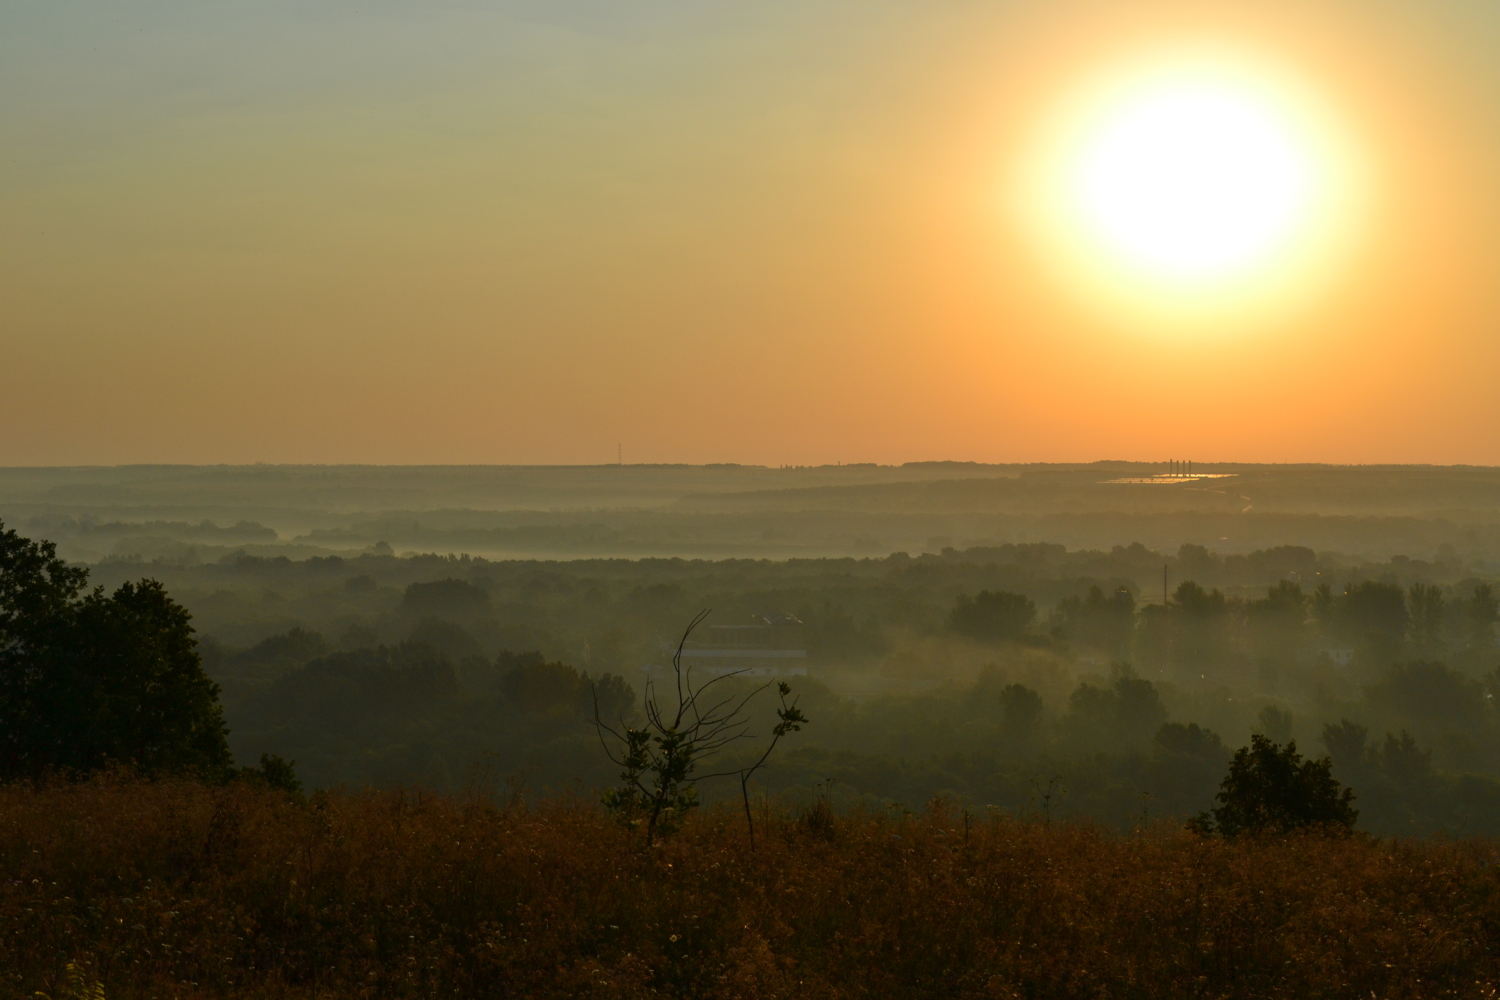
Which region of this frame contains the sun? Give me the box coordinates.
[1069,75,1317,283]
[1019,53,1353,309]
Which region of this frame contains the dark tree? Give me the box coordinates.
[1066,663,1167,750]
[407,618,482,660]
[1407,583,1446,655]
[1334,581,1409,663]
[504,659,586,714]
[1054,585,1135,657]
[399,578,491,619]
[496,654,634,719]
[1321,718,1370,766]
[254,644,458,726]
[1193,734,1357,836]
[998,683,1043,734]
[0,524,87,774]
[1255,704,1294,744]
[1247,581,1307,658]
[1171,579,1227,618]
[1366,661,1488,735]
[0,520,89,651]
[1370,730,1432,786]
[950,590,1036,642]
[1163,580,1235,674]
[586,671,636,721]
[0,522,231,779]
[1465,583,1498,650]
[1155,722,1227,760]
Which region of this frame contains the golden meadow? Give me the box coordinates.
[5,773,1500,999]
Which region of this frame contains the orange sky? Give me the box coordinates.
[3,0,1499,466]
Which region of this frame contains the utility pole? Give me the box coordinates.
[618,443,622,465]
[1163,563,1169,606]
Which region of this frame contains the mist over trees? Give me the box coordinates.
[40,530,1488,836]
[9,463,1500,836]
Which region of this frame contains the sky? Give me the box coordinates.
[4,0,1500,466]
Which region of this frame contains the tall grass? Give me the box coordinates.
[3,774,1500,998]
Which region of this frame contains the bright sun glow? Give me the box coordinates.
[1019,52,1359,316]
[1069,76,1317,282]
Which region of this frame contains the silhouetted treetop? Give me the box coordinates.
[1195,734,1357,837]
[0,521,230,779]
[950,590,1036,642]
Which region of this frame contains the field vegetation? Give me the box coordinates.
[6,773,1500,1000]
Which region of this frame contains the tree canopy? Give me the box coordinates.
[1194,734,1357,836]
[950,589,1036,642]
[0,521,231,779]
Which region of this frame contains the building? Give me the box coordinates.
[1298,645,1355,667]
[656,609,808,678]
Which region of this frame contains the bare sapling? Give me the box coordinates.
[593,609,808,845]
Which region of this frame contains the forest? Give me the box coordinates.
[0,522,1486,834]
[7,463,1500,835]
[168,541,1499,834]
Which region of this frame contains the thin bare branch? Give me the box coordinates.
[595,610,808,845]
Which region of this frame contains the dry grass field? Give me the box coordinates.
[5,774,1500,999]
